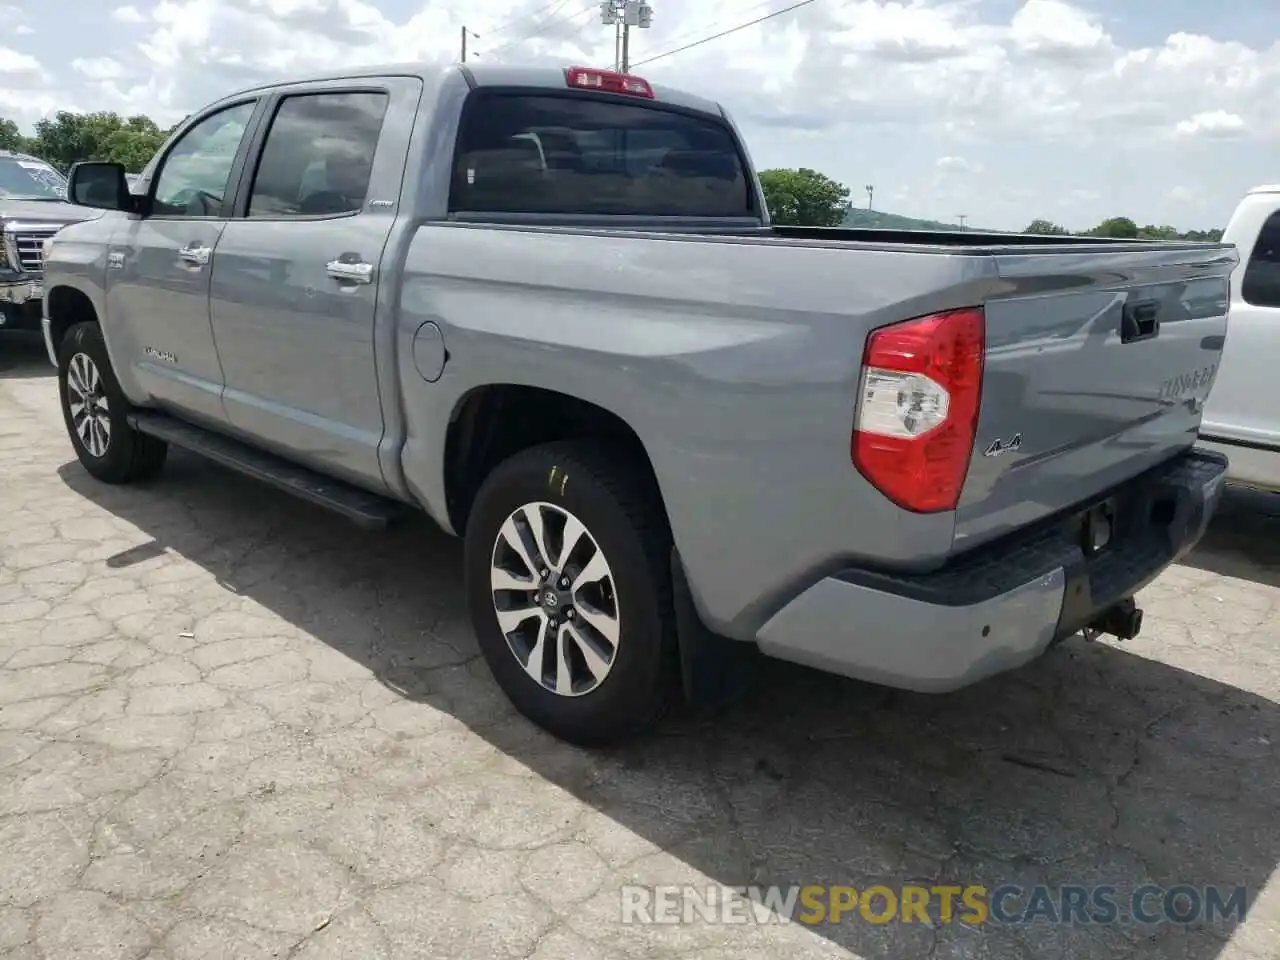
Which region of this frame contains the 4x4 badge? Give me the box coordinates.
[983,434,1022,457]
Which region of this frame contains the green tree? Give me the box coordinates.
[758,167,851,227]
[1023,219,1068,235]
[1089,216,1140,239]
[27,110,165,173]
[104,116,167,172]
[1181,228,1224,242]
[0,118,28,153]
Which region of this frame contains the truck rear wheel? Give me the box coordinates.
[57,321,168,484]
[463,441,677,746]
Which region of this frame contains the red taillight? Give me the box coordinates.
[565,66,654,98]
[852,307,985,513]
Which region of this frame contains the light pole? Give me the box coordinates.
[601,1,653,72]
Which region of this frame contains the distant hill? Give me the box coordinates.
[841,208,984,232]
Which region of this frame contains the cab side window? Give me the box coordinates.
[246,91,389,218]
[151,101,257,218]
[1242,211,1280,308]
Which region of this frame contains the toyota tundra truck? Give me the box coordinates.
[0,150,94,335]
[41,63,1235,745]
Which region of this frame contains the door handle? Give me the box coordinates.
[326,259,374,284]
[1121,299,1160,344]
[178,244,210,266]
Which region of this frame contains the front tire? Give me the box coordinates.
[57,321,168,484]
[464,441,677,746]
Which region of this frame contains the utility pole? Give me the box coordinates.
[601,1,653,72]
[460,26,479,62]
[957,214,968,229]
[865,184,874,211]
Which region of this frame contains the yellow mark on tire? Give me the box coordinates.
[549,466,569,496]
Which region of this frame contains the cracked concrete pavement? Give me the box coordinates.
[1,331,1278,960]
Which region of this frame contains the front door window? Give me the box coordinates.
[151,101,257,218]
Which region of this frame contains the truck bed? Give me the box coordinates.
[768,224,1229,251]
[456,216,1234,257]
[415,220,1234,573]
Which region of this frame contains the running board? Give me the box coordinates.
[126,411,405,530]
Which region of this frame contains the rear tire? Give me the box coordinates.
[464,441,677,746]
[57,321,168,484]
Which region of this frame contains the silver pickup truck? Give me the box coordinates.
[43,63,1235,745]
[0,151,94,335]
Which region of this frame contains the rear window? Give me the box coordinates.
[450,93,752,218]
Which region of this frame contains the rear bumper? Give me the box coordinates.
[755,448,1227,692]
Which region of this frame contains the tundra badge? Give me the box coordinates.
[144,346,177,364]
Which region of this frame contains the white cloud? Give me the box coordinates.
[831,1,979,62]
[1,0,1278,230]
[72,57,126,81]
[0,47,40,75]
[1166,185,1205,212]
[1175,110,1246,137]
[1008,0,1112,60]
[0,5,32,34]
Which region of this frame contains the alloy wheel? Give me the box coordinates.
[489,501,622,697]
[66,352,112,458]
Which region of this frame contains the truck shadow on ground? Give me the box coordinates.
[58,452,1279,960]
[1179,484,1280,590]
[0,332,52,381]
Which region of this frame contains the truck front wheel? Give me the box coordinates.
[463,441,677,746]
[57,321,168,484]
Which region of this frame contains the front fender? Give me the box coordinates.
[44,217,144,402]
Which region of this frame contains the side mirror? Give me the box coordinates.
[67,161,133,212]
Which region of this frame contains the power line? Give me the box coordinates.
[504,3,600,58]
[480,0,588,58]
[483,0,571,39]
[632,0,818,68]
[636,0,775,57]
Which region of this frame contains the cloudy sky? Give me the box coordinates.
[0,0,1275,230]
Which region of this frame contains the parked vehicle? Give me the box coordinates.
[0,151,96,335]
[43,63,1235,745]
[1197,186,1280,491]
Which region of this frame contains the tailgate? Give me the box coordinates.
[953,242,1236,551]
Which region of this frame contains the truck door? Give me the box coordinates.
[105,99,262,425]
[208,78,421,492]
[1201,206,1280,464]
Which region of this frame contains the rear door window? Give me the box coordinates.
[1242,210,1280,308]
[450,93,752,218]
[246,91,389,218]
